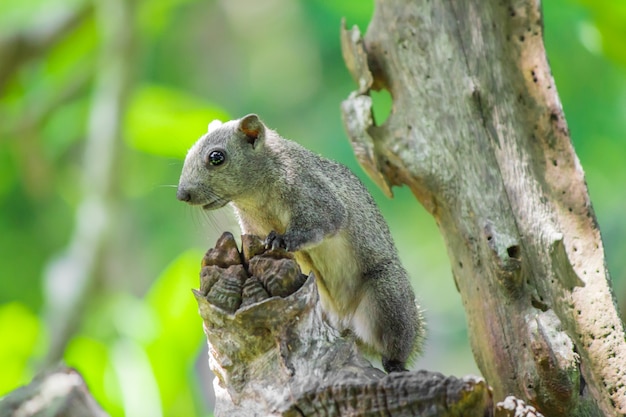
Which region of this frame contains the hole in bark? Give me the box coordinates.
[579,372,587,395]
[507,245,520,259]
[370,89,392,126]
[552,159,558,166]
[531,297,548,311]
[568,207,573,213]
[519,35,525,42]
[459,261,463,268]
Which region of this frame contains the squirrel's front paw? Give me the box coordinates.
[264,231,288,251]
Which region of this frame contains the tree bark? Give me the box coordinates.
[340,1,626,416]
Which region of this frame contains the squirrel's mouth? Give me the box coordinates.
[202,199,228,210]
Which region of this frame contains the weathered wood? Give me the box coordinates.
[195,233,494,416]
[495,396,544,417]
[340,0,626,416]
[0,366,108,417]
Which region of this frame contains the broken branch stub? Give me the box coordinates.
[193,232,493,417]
[0,366,109,417]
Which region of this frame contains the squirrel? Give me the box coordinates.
[176,114,424,373]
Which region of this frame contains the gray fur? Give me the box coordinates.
[177,114,424,372]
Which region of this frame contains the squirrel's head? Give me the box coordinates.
[176,114,269,209]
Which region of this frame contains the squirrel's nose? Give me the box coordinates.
[176,187,192,202]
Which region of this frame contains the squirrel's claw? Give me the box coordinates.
[264,231,288,251]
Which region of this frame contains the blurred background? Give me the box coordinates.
[0,0,624,415]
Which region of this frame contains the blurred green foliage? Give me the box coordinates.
[0,0,624,416]
[125,85,229,159]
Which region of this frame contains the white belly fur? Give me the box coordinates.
[295,231,363,330]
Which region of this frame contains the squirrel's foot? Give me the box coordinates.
[382,357,408,374]
[265,230,314,252]
[264,231,288,251]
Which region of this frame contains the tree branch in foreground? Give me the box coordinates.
[0,366,108,417]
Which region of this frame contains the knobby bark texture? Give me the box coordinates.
[341,1,626,416]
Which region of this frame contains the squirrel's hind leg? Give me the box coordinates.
[381,358,408,373]
[352,265,422,374]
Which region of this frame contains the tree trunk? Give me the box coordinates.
[340,0,626,416]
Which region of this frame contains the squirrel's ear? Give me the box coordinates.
[207,119,223,134]
[238,114,265,147]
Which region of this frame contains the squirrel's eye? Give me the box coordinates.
[207,150,225,166]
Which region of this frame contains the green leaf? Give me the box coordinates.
[65,336,124,417]
[124,85,229,159]
[144,248,206,415]
[577,0,626,68]
[147,248,204,327]
[138,0,198,37]
[0,303,41,395]
[311,0,373,28]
